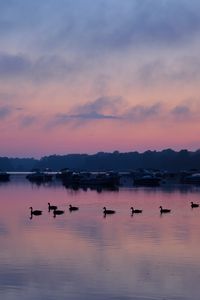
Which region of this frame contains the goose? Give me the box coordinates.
[53,209,64,217]
[160,206,171,214]
[191,201,199,208]
[29,207,42,216]
[48,202,57,211]
[103,207,115,214]
[131,207,142,214]
[69,204,79,211]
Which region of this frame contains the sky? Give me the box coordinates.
[1,0,200,157]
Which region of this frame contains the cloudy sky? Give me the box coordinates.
[1,0,200,157]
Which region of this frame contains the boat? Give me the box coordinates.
[0,172,10,182]
[56,169,73,180]
[182,173,200,184]
[26,171,53,183]
[61,171,119,189]
[134,175,160,187]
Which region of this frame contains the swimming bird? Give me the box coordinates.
[69,204,79,211]
[191,201,199,208]
[48,202,57,211]
[29,207,42,216]
[103,207,115,214]
[131,207,142,214]
[53,209,64,217]
[160,206,171,214]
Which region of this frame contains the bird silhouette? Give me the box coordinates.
[103,207,115,214]
[191,201,199,208]
[130,207,142,214]
[69,204,79,211]
[29,207,42,219]
[160,206,171,214]
[48,202,57,211]
[53,209,64,218]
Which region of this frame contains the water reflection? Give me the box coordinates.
[0,178,200,299]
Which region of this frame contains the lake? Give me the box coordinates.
[1,176,200,300]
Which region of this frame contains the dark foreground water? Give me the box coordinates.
[1,177,200,300]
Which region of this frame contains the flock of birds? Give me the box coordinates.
[29,201,199,218]
[29,203,79,219]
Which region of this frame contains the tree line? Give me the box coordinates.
[1,149,200,172]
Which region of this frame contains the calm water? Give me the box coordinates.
[1,177,200,300]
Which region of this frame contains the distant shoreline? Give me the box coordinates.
[1,149,200,172]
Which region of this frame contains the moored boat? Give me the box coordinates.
[134,175,160,187]
[0,172,10,182]
[61,171,119,188]
[26,171,53,183]
[182,173,200,184]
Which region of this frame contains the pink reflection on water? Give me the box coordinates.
[0,179,200,299]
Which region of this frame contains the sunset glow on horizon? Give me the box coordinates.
[1,0,200,158]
